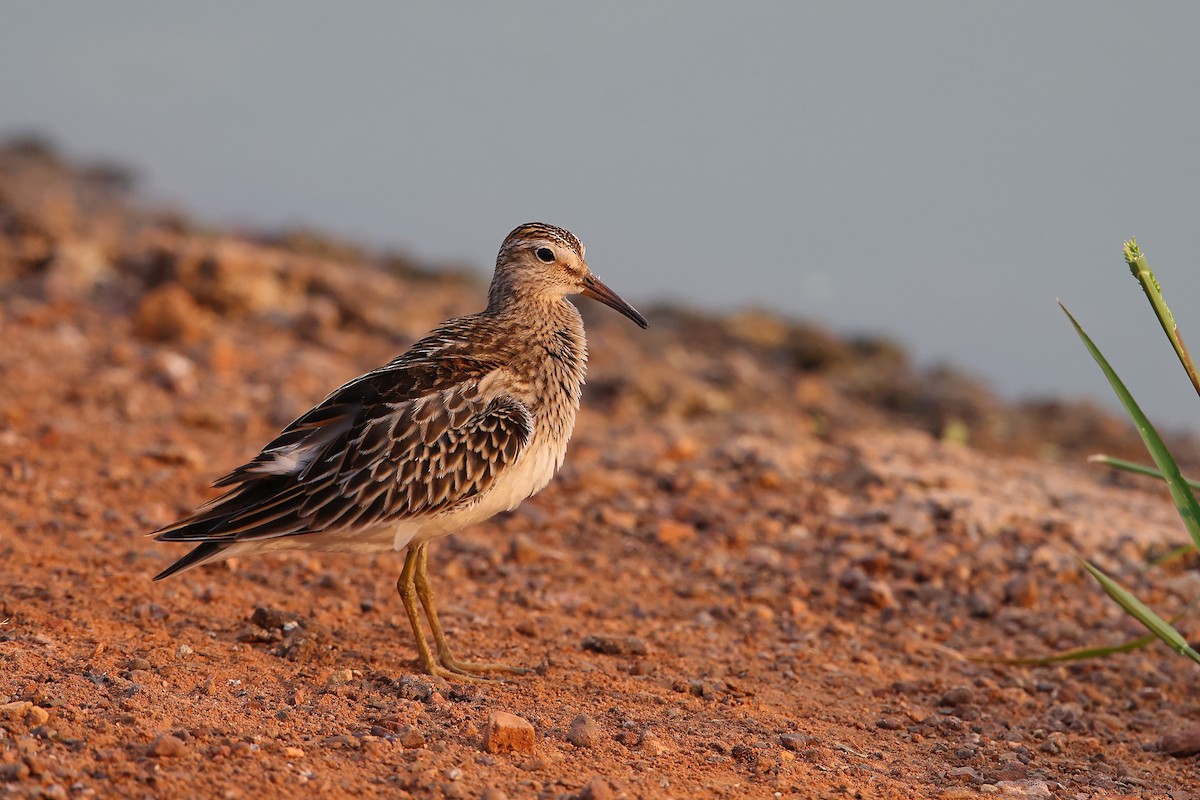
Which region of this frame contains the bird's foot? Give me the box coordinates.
[419,650,530,682]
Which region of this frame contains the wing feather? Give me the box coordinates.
[153,372,534,545]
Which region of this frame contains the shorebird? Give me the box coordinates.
[152,223,647,679]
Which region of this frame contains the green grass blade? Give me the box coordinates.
[1061,303,1200,550]
[1151,543,1198,567]
[975,633,1160,665]
[1088,453,1200,491]
[1082,560,1200,664]
[1125,238,1200,397]
[971,597,1200,664]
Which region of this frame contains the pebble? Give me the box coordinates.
[837,567,895,608]
[1160,727,1200,756]
[480,788,508,800]
[640,734,668,755]
[483,711,536,754]
[655,519,697,547]
[148,734,187,758]
[579,777,614,800]
[0,762,30,781]
[0,700,32,719]
[396,725,425,749]
[1003,575,1038,608]
[779,733,810,751]
[993,780,1052,799]
[567,714,600,748]
[581,635,649,656]
[134,283,208,342]
[939,687,975,707]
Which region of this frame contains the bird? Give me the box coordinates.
[151,222,648,680]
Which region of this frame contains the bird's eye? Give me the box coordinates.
[535,247,555,263]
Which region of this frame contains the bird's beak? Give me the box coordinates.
[580,273,648,328]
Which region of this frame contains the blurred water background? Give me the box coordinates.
[4,2,1200,429]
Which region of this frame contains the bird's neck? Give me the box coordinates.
[487,291,583,342]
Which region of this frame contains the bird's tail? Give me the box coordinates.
[153,541,231,581]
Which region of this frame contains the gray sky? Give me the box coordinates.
[4,2,1200,429]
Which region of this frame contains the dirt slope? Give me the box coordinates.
[2,141,1200,798]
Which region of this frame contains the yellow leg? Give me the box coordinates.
[395,546,440,676]
[413,543,529,678]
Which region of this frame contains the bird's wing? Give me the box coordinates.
[152,358,534,543]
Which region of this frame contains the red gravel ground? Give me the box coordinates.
[3,142,1200,798]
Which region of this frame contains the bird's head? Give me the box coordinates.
[491,222,648,328]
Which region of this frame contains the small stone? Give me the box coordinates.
[655,519,697,547]
[148,734,187,758]
[481,788,508,800]
[1003,575,1038,608]
[581,635,649,656]
[940,687,975,707]
[0,700,32,719]
[1160,727,1200,756]
[0,762,30,781]
[509,534,540,565]
[640,734,668,756]
[779,733,810,751]
[567,714,599,748]
[397,725,425,749]
[993,780,1052,799]
[324,669,354,687]
[483,711,536,754]
[250,607,296,630]
[284,747,304,759]
[134,283,209,343]
[875,716,903,730]
[838,567,895,608]
[579,777,613,800]
[25,706,49,726]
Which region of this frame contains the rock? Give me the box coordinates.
[567,713,600,748]
[42,240,112,300]
[25,706,49,726]
[581,635,649,656]
[1160,727,1200,756]
[134,283,209,342]
[509,533,564,564]
[579,777,613,800]
[1003,575,1038,608]
[779,733,811,751]
[483,711,536,754]
[939,687,974,707]
[876,716,903,730]
[837,567,895,608]
[993,780,1052,799]
[396,725,425,749]
[0,700,32,719]
[655,519,697,547]
[148,733,187,758]
[480,788,508,800]
[640,733,668,755]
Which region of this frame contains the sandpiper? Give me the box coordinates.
[152,223,647,679]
